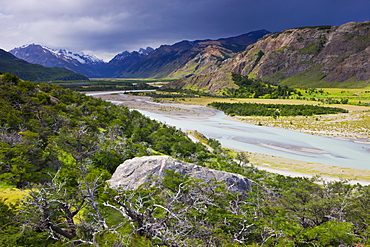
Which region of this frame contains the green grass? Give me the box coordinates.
[296,87,370,105]
[297,41,325,55]
[279,70,370,89]
[272,46,293,53]
[276,66,325,87]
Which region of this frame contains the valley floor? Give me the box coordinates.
[91,92,370,184]
[231,112,369,144]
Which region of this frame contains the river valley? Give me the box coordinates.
[87,91,370,183]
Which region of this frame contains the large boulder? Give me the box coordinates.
[108,155,255,194]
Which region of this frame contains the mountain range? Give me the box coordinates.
[112,30,270,78]
[4,21,370,89]
[8,30,269,79]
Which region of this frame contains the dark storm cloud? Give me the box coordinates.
[1,0,369,60]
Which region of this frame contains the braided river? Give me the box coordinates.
[88,91,370,171]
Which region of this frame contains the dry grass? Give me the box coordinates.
[247,152,370,183]
[175,97,369,111]
[232,111,370,141]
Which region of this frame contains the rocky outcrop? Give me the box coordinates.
[108,155,254,194]
[168,21,370,91]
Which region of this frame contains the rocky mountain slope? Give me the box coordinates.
[167,21,370,93]
[108,155,254,194]
[9,44,105,78]
[0,49,88,81]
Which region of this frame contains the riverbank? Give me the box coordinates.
[184,130,370,185]
[89,92,370,184]
[93,93,218,117]
[246,152,370,185]
[230,112,369,144]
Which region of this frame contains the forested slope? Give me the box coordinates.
[0,74,370,246]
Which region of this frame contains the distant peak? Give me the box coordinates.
[139,47,154,55]
[10,44,104,64]
[110,47,154,62]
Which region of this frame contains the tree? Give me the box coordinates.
[2,73,20,84]
[270,177,360,245]
[104,170,265,246]
[235,151,249,166]
[21,168,110,245]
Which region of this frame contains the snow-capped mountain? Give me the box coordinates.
[56,48,104,64]
[0,48,88,81]
[109,47,154,62]
[9,44,155,78]
[9,44,105,77]
[102,47,154,77]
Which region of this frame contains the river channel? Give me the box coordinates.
[88,92,370,171]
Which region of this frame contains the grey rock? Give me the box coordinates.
[108,155,255,194]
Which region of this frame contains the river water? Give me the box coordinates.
[136,108,370,170]
[87,92,370,170]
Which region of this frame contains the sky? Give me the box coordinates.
[1,0,369,61]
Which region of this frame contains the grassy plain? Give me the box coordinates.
[296,87,370,105]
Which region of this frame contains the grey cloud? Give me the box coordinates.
[1,0,369,61]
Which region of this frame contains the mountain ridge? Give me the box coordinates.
[114,30,270,78]
[166,21,370,92]
[9,30,270,79]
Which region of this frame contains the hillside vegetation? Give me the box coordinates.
[0,74,212,187]
[1,74,370,246]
